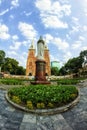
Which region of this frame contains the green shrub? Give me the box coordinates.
[0,78,23,85]
[57,79,79,85]
[8,85,78,109]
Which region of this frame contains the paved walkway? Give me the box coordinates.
[0,79,87,130]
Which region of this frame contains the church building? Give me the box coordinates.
[26,38,51,76]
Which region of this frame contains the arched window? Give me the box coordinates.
[45,73,48,76]
[29,73,32,76]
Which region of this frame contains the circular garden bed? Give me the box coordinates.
[6,85,80,115]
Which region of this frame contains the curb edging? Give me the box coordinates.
[5,89,80,115]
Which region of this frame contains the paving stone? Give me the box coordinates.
[19,122,37,130]
[53,117,73,130]
[1,128,8,130]
[51,114,64,121]
[38,119,54,130]
[8,111,23,122]
[0,115,2,119]
[22,114,36,123]
[5,106,15,112]
[0,80,87,130]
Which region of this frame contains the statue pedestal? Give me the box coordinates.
[31,60,50,85]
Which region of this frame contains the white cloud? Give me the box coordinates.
[81,46,87,51]
[45,34,53,43]
[70,26,79,34]
[42,15,68,29]
[69,17,80,35]
[10,40,29,51]
[72,17,79,25]
[84,8,87,16]
[81,0,87,16]
[66,34,71,40]
[79,36,85,41]
[0,9,9,16]
[22,52,27,56]
[50,54,59,61]
[72,41,81,49]
[0,0,1,4]
[35,0,51,11]
[62,4,71,16]
[83,25,87,31]
[22,41,29,46]
[35,0,71,28]
[9,15,14,19]
[0,23,10,40]
[53,37,69,51]
[59,0,69,4]
[63,51,72,62]
[10,41,22,50]
[35,0,71,16]
[18,55,27,67]
[11,0,19,7]
[6,51,27,67]
[23,11,32,16]
[12,35,19,40]
[45,34,69,51]
[18,22,37,40]
[7,51,17,56]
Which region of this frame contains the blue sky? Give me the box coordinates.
[0,0,87,68]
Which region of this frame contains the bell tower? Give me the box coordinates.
[26,40,36,76]
[44,42,51,76]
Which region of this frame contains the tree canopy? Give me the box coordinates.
[59,50,87,75]
[0,50,5,65]
[2,57,25,75]
[0,50,25,75]
[51,67,59,76]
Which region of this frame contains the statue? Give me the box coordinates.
[31,36,50,84]
[37,36,45,60]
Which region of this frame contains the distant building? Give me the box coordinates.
[79,56,87,77]
[51,61,60,70]
[26,39,51,76]
[82,56,87,68]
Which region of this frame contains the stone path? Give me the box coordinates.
[0,79,87,130]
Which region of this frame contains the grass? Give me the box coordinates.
[0,77,85,85]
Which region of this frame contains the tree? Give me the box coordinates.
[0,50,5,72]
[80,50,87,64]
[16,66,25,75]
[60,50,87,75]
[51,67,59,76]
[59,66,67,75]
[80,50,87,58]
[2,57,26,75]
[64,57,82,73]
[2,57,19,74]
[0,50,26,75]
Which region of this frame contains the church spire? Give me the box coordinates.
[44,38,48,50]
[30,39,35,49]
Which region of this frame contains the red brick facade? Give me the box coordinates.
[26,45,51,76]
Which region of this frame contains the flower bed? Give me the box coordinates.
[8,85,78,109]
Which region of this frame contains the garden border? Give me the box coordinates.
[5,88,80,115]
